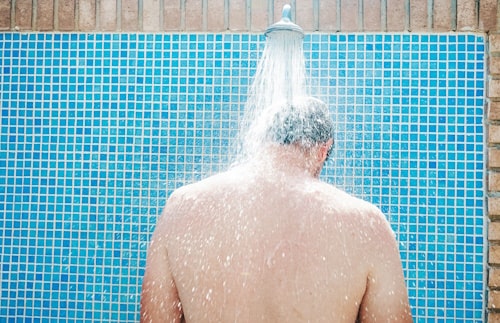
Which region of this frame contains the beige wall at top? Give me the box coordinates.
[0,0,497,32]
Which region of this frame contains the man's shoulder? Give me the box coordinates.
[314,182,388,225]
[168,169,243,202]
[315,182,377,209]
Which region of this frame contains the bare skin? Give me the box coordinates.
[141,142,412,323]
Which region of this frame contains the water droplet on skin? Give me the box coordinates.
[266,257,273,268]
[224,255,232,267]
[206,289,213,301]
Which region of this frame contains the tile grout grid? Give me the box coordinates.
[0,32,486,321]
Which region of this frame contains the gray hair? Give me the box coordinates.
[266,97,334,151]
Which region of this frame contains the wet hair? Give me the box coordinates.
[266,97,334,156]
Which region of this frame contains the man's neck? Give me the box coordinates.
[250,145,322,179]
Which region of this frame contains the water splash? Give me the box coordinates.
[236,27,309,163]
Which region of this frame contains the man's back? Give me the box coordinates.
[141,97,411,322]
[145,162,412,322]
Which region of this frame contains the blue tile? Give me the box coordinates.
[0,32,486,321]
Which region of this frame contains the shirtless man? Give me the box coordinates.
[141,97,412,322]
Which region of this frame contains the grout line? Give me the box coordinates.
[381,0,387,31]
[202,0,207,31]
[117,0,122,31]
[74,0,79,30]
[10,0,16,30]
[427,0,433,30]
[313,0,319,31]
[336,0,341,32]
[96,0,100,30]
[180,0,185,30]
[246,0,251,31]
[138,0,143,31]
[32,0,37,30]
[224,0,229,30]
[497,2,500,32]
[358,0,363,31]
[451,0,457,31]
[268,0,273,27]
[475,0,479,30]
[53,0,59,30]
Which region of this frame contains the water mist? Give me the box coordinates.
[235,4,310,163]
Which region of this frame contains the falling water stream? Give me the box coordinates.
[236,5,309,162]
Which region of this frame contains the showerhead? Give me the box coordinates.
[264,4,304,38]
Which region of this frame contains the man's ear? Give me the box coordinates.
[317,139,334,162]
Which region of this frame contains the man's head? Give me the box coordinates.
[266,96,334,160]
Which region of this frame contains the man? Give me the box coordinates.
[141,97,412,322]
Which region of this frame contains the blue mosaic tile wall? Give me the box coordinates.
[0,32,485,322]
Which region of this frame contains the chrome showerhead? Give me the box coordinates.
[264,4,304,38]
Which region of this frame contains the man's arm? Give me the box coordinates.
[357,211,413,322]
[140,207,183,323]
